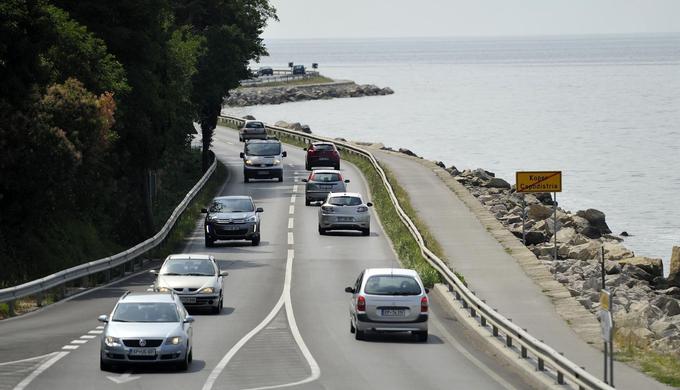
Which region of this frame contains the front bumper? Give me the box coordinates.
[178,294,220,308]
[319,214,370,230]
[101,343,188,364]
[244,165,283,179]
[354,313,429,332]
[206,221,258,240]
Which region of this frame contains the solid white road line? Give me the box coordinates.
[0,352,58,366]
[13,352,69,390]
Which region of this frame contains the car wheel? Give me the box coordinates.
[318,225,326,235]
[100,357,111,372]
[305,163,311,171]
[205,234,214,247]
[334,163,340,170]
[350,320,356,334]
[277,175,283,182]
[244,175,250,183]
[178,346,190,371]
[212,301,221,315]
[305,198,311,206]
[188,348,193,363]
[415,331,428,342]
[355,329,365,340]
[361,228,370,236]
[251,235,261,246]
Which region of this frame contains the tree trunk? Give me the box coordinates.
[201,122,213,172]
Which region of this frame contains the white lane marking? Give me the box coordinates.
[88,330,103,334]
[107,371,140,384]
[288,218,294,229]
[61,345,78,350]
[431,313,518,390]
[80,335,96,339]
[96,326,104,329]
[289,205,295,215]
[13,352,69,390]
[288,232,294,245]
[70,340,88,344]
[290,194,296,203]
[0,352,57,366]
[292,185,298,193]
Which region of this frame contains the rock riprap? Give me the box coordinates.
[225,82,394,107]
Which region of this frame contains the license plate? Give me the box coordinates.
[129,348,156,356]
[257,170,269,175]
[319,185,332,190]
[318,157,328,160]
[338,217,353,222]
[220,225,239,230]
[381,309,406,317]
[181,297,196,304]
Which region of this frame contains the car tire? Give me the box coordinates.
[305,163,311,171]
[361,228,370,236]
[334,163,340,170]
[305,198,311,206]
[318,225,327,235]
[212,301,221,315]
[355,329,365,340]
[100,357,111,372]
[178,348,190,371]
[415,331,428,342]
[350,320,356,334]
[205,234,215,248]
[188,348,193,363]
[244,175,250,183]
[277,175,283,182]
[251,235,260,246]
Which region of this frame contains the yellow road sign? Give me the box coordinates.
[516,171,562,193]
[600,290,611,312]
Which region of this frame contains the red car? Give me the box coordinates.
[305,142,340,170]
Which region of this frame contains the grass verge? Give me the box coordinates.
[240,75,334,89]
[615,332,680,386]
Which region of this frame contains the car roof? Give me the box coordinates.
[213,195,252,201]
[328,192,362,198]
[244,120,263,124]
[246,139,280,144]
[312,141,334,146]
[310,169,341,175]
[120,292,177,303]
[165,253,212,261]
[363,268,420,278]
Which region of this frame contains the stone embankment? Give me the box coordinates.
[225,82,394,107]
[437,163,680,355]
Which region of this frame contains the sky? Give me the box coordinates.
[262,0,680,39]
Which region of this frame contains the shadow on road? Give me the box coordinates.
[360,332,443,345]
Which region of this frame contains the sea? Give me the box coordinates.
[225,34,680,272]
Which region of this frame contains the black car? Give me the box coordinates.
[258,67,273,76]
[292,65,305,75]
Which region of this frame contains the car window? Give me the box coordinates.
[112,302,180,323]
[364,275,422,296]
[209,198,254,213]
[245,143,281,156]
[311,173,341,182]
[354,271,364,292]
[313,144,335,151]
[328,196,362,206]
[245,122,264,128]
[160,259,215,276]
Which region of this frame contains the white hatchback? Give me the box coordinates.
[317,192,372,235]
[345,268,429,341]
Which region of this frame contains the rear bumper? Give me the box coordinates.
[306,190,331,201]
[354,314,428,332]
[319,214,370,230]
[307,157,339,167]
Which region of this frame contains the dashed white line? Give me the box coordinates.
[61,345,79,350]
[88,330,103,334]
[96,326,104,330]
[289,205,295,215]
[70,340,88,344]
[288,232,294,245]
[290,194,296,203]
[292,185,298,193]
[288,218,294,229]
[80,335,96,339]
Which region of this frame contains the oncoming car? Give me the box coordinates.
[239,120,267,142]
[203,196,263,246]
[345,268,429,341]
[318,192,372,235]
[302,170,349,206]
[152,254,228,314]
[240,139,287,182]
[98,291,194,371]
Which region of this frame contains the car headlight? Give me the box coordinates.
[198,287,214,294]
[246,215,257,223]
[273,159,281,165]
[105,336,122,347]
[168,336,182,345]
[245,159,254,166]
[157,287,171,293]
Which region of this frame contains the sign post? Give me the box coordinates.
[515,171,562,257]
[600,247,614,385]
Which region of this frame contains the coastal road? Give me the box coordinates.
[0,126,534,390]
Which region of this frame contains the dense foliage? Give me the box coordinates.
[0,0,276,285]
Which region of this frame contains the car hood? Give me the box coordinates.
[209,211,255,220]
[157,275,216,290]
[106,322,184,339]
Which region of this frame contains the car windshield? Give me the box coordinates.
[245,143,281,156]
[245,122,264,128]
[364,275,422,296]
[160,259,215,276]
[313,144,335,151]
[112,302,179,323]
[328,196,361,206]
[311,173,341,182]
[209,198,254,212]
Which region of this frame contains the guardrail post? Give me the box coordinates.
[8,300,16,316]
[506,335,512,348]
[537,358,544,371]
[470,307,476,318]
[455,290,461,300]
[480,316,486,327]
[493,325,499,337]
[36,292,43,307]
[557,371,564,385]
[521,345,527,358]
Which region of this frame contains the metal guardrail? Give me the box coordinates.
[240,71,320,87]
[218,114,613,390]
[0,155,217,310]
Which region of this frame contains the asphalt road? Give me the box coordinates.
[0,126,535,390]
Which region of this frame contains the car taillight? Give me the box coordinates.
[357,206,368,213]
[421,296,429,313]
[321,205,335,213]
[357,295,366,312]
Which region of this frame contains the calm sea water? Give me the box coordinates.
[226,34,680,271]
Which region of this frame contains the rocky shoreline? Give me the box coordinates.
[225,81,394,107]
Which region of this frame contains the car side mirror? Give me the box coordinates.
[367,202,373,207]
[149,270,157,275]
[239,152,245,159]
[184,316,195,324]
[201,208,208,213]
[301,178,308,182]
[344,287,355,293]
[98,315,108,323]
[220,271,229,277]
[425,288,430,294]
[256,207,263,213]
[282,151,287,158]
[344,179,350,183]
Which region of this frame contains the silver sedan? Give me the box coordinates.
[302,170,350,206]
[98,291,194,371]
[152,254,228,314]
[317,192,372,235]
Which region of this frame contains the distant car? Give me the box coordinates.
[98,291,194,371]
[292,64,305,75]
[345,268,429,341]
[304,142,340,170]
[302,170,349,206]
[152,254,228,314]
[202,196,263,246]
[258,67,273,76]
[240,139,287,182]
[318,192,372,235]
[239,120,267,142]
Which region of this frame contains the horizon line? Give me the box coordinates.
[262,31,680,41]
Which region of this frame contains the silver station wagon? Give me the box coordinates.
[98,291,194,371]
[345,268,429,341]
[318,192,372,235]
[302,169,350,206]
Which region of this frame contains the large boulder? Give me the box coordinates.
[554,227,576,244]
[618,257,664,279]
[667,246,680,288]
[576,208,612,236]
[527,204,553,221]
[485,177,511,189]
[568,241,601,261]
[603,241,634,261]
